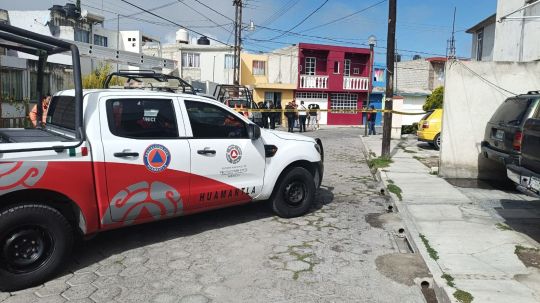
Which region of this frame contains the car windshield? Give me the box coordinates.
[420,110,434,121]
[490,97,535,126]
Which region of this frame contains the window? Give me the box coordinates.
[333,61,340,74]
[344,59,351,77]
[330,93,358,114]
[74,28,90,43]
[128,38,132,41]
[305,57,316,75]
[1,69,23,101]
[224,54,234,69]
[476,29,484,61]
[182,52,200,68]
[185,101,247,138]
[353,68,360,75]
[47,96,75,130]
[106,99,178,138]
[252,60,266,75]
[94,34,108,47]
[295,92,328,99]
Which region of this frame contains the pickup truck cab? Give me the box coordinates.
[0,89,323,290]
[507,117,540,197]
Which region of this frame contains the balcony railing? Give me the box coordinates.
[300,75,328,89]
[343,76,369,91]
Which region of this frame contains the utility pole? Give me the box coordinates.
[233,0,242,85]
[381,0,396,157]
[447,7,456,59]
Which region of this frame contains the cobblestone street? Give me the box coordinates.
[0,128,427,303]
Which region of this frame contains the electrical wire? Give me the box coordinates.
[267,0,330,41]
[175,0,234,35]
[457,60,517,96]
[119,0,233,46]
[300,0,387,33]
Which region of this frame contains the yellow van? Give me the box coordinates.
[417,108,443,150]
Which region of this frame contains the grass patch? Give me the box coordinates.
[495,223,512,231]
[515,245,540,254]
[387,184,402,201]
[419,234,439,260]
[453,289,474,303]
[368,156,393,169]
[369,151,377,158]
[441,273,455,287]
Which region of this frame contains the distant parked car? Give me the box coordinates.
[506,117,540,197]
[481,91,540,166]
[417,108,442,150]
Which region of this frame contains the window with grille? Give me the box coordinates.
[182,52,201,68]
[305,57,316,75]
[1,69,24,101]
[252,60,266,75]
[344,59,351,77]
[295,92,328,99]
[93,34,108,47]
[224,54,234,69]
[330,93,358,114]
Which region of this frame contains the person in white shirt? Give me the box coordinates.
[298,100,308,132]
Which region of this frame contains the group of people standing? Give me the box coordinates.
[284,99,320,133]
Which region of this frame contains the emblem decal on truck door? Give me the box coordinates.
[143,144,171,173]
[0,161,48,193]
[226,145,242,164]
[102,181,183,225]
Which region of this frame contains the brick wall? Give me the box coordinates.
[395,60,431,91]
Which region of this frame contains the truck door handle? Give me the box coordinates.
[197,149,216,155]
[114,152,139,158]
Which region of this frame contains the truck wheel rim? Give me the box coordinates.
[284,181,307,206]
[2,227,53,273]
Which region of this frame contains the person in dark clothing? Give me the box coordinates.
[274,102,282,128]
[260,101,269,128]
[367,105,377,135]
[268,101,276,129]
[298,101,307,132]
[285,102,295,132]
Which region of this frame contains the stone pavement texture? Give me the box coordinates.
[0,128,427,303]
[363,134,540,303]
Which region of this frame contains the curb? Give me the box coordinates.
[359,136,455,303]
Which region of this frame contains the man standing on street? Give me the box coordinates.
[368,105,377,135]
[298,100,308,132]
[285,101,295,132]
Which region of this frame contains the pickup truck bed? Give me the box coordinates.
[0,129,71,143]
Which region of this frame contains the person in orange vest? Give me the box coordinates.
[29,94,51,127]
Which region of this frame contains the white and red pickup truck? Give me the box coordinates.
[0,24,323,291]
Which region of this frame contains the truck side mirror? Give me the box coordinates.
[248,124,261,140]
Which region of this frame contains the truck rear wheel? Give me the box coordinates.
[272,167,316,218]
[0,204,73,291]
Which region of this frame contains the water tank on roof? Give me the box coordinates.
[197,36,210,45]
[64,3,79,19]
[50,5,64,13]
[176,29,189,44]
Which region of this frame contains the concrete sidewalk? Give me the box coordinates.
[362,135,540,303]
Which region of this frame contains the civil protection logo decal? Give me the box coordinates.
[226,145,242,164]
[143,144,171,173]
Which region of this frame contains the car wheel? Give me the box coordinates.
[433,134,441,150]
[0,204,73,291]
[272,167,316,218]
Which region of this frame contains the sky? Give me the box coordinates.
[0,0,497,63]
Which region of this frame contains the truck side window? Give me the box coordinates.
[106,99,179,138]
[185,101,247,139]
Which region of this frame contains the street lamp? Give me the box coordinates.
[364,35,377,136]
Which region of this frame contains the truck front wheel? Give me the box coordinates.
[272,167,316,218]
[0,204,73,291]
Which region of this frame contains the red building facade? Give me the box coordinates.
[296,43,372,125]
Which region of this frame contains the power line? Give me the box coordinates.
[300,0,387,33]
[175,0,233,35]
[106,1,178,22]
[457,60,517,96]
[268,0,330,41]
[191,0,234,22]
[119,0,233,46]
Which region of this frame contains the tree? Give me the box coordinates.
[82,63,121,89]
[423,86,444,111]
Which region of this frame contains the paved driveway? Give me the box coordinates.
[1,128,426,303]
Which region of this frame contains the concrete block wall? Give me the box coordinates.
[395,60,430,91]
[440,60,540,179]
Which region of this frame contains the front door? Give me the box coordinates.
[181,99,266,211]
[100,96,191,226]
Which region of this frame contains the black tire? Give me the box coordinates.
[271,167,316,218]
[0,204,73,291]
[433,133,441,150]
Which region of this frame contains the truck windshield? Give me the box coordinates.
[490,98,534,126]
